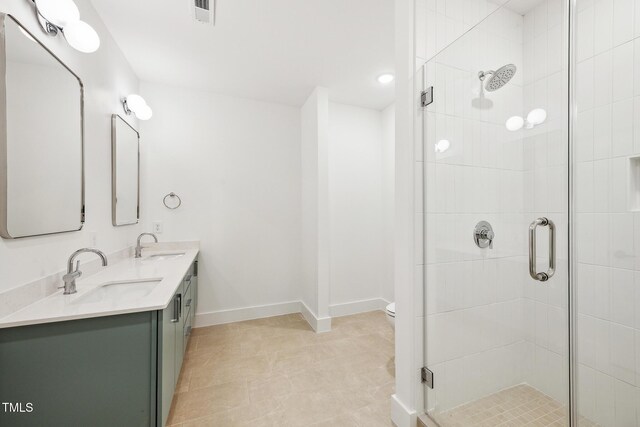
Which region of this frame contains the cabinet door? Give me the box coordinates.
[0,312,155,427]
[160,295,177,426]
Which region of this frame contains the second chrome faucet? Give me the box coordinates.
[135,233,158,258]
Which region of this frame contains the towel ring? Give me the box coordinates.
[163,192,182,209]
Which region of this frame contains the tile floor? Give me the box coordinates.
[167,310,395,426]
[431,384,578,427]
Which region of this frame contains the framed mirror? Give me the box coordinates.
[111,114,139,226]
[0,14,84,239]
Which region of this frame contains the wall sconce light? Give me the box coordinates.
[32,0,100,53]
[122,94,153,120]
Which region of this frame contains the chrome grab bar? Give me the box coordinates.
[529,217,556,282]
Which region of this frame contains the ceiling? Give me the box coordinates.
[90,0,395,110]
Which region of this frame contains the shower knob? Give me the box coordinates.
[474,221,494,249]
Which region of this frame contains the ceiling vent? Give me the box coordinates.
[193,0,215,25]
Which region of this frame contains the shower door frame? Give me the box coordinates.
[567,0,577,425]
[419,0,580,424]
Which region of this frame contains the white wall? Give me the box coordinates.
[328,102,394,312]
[140,81,302,323]
[382,104,396,303]
[0,0,143,294]
[300,88,331,328]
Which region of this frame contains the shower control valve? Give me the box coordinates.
[474,221,494,249]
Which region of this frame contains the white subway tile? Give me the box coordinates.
[612,42,634,102]
[611,268,635,327]
[594,0,614,54]
[612,98,634,157]
[613,0,635,46]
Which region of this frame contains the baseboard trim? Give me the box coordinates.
[194,301,301,327]
[195,298,386,332]
[329,298,390,317]
[299,301,332,333]
[391,394,417,427]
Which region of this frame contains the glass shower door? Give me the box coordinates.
[421,1,569,425]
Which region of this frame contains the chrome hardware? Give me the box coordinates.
[529,217,556,282]
[135,232,158,258]
[62,248,108,295]
[171,294,181,323]
[473,221,494,249]
[163,192,182,209]
[421,367,434,389]
[421,87,434,107]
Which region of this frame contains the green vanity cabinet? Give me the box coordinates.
[157,260,198,426]
[0,259,198,427]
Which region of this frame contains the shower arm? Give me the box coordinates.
[477,70,495,81]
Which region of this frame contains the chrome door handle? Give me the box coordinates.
[529,217,556,282]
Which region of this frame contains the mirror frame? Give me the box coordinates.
[0,13,85,239]
[111,114,140,226]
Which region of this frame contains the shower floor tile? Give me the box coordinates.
[433,384,569,426]
[424,384,603,427]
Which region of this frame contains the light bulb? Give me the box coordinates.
[377,74,394,84]
[35,0,80,28]
[434,139,450,153]
[63,20,100,53]
[125,95,147,113]
[527,108,547,126]
[505,116,524,131]
[136,105,153,121]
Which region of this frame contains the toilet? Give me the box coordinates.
[385,302,395,329]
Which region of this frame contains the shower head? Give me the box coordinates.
[478,64,517,92]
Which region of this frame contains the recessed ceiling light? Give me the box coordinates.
[377,74,394,84]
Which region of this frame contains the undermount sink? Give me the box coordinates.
[73,278,162,304]
[143,252,186,262]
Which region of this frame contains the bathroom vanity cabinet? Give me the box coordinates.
[0,260,198,427]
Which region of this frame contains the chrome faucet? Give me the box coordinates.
[135,233,158,258]
[62,248,108,295]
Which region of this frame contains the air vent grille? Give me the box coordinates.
[193,0,215,25]
[195,0,209,11]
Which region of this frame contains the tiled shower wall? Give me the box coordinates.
[575,0,640,425]
[420,0,570,415]
[423,6,530,412]
[521,0,569,406]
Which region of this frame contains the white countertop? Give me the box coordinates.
[0,244,199,329]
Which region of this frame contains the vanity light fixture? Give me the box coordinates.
[32,0,100,53]
[122,94,153,121]
[377,74,394,84]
